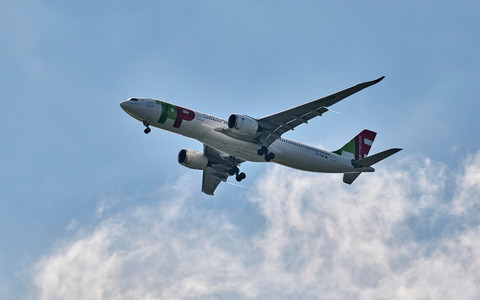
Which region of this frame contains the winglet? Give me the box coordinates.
[349,76,385,96]
[362,76,385,88]
[373,76,385,84]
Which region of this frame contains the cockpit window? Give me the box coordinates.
[130,98,139,101]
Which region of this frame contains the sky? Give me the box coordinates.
[1,0,480,299]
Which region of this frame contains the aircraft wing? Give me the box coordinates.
[201,145,244,195]
[255,76,385,146]
[202,169,224,195]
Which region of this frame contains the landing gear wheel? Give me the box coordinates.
[143,120,151,134]
[265,152,275,162]
[257,146,268,156]
[236,172,246,182]
[229,166,240,176]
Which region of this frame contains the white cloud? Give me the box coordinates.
[32,152,480,299]
[453,152,480,216]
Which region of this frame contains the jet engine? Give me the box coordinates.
[228,114,259,135]
[178,149,208,170]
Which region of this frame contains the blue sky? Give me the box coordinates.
[2,1,480,299]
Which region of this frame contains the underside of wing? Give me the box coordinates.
[202,169,224,195]
[201,145,244,195]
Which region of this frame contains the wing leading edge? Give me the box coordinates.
[256,76,385,146]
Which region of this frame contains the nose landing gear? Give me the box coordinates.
[257,146,275,162]
[143,120,151,134]
[228,166,246,182]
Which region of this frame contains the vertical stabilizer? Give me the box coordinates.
[333,129,377,160]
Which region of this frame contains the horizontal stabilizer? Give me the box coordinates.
[343,172,361,184]
[352,148,402,168]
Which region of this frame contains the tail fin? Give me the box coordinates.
[333,129,377,160]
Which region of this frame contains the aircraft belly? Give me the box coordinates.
[274,143,355,173]
[200,130,264,162]
[138,104,355,172]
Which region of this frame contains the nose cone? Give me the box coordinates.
[120,99,136,115]
[120,98,141,119]
[120,100,129,111]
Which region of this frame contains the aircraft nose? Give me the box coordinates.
[120,100,130,112]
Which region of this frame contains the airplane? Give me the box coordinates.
[120,76,401,195]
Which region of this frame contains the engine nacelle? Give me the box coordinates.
[178,149,208,170]
[228,114,259,135]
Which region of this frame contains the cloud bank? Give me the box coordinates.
[33,152,480,299]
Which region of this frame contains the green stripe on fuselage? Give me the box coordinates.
[156,100,177,124]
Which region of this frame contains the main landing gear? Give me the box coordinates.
[143,120,151,134]
[228,166,246,182]
[257,146,275,162]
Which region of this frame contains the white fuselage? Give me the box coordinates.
[121,98,373,174]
